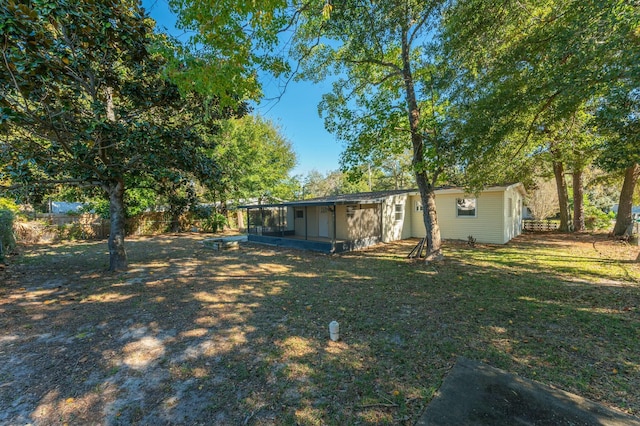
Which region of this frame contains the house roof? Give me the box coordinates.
[238,183,525,209]
[238,189,417,209]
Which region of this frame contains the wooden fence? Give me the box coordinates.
[522,219,561,232]
[15,211,237,243]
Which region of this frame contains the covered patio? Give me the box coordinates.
[238,191,404,253]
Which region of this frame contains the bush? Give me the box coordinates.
[584,205,614,231]
[0,198,19,213]
[0,209,16,261]
[201,213,228,233]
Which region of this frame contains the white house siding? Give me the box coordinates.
[409,186,524,244]
[502,187,524,243]
[381,194,411,242]
[439,190,506,243]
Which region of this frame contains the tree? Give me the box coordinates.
[164,0,291,103]
[292,0,458,259]
[595,85,640,236]
[168,1,472,259]
[442,0,638,229]
[210,115,296,205]
[526,178,559,221]
[0,0,241,270]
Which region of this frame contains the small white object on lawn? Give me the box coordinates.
[329,321,340,341]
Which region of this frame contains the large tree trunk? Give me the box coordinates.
[553,161,571,232]
[572,168,585,232]
[418,175,442,258]
[107,180,128,271]
[613,163,640,236]
[400,26,442,259]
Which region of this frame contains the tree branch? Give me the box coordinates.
[1,179,103,191]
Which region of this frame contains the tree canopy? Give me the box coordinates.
[0,0,245,270]
[210,115,297,204]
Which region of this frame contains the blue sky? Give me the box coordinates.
[142,0,343,177]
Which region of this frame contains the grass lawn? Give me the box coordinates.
[1,232,638,425]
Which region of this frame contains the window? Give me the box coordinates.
[394,203,403,221]
[456,198,477,217]
[295,209,304,219]
[415,201,423,212]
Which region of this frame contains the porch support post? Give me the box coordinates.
[247,208,251,234]
[331,203,337,253]
[260,207,264,234]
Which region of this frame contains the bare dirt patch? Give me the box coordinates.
[1,233,638,424]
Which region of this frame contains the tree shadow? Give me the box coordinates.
[0,233,638,424]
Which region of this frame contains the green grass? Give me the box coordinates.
[1,232,638,424]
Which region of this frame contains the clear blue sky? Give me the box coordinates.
[142,0,343,177]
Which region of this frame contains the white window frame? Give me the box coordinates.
[415,201,423,212]
[456,198,477,218]
[394,203,404,222]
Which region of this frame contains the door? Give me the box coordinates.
[318,206,329,238]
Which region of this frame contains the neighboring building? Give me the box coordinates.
[611,204,640,221]
[239,184,526,254]
[49,201,86,214]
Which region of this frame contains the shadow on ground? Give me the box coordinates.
[0,232,638,424]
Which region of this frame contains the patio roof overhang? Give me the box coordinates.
[238,190,419,209]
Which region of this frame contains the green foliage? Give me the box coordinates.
[192,204,226,232]
[0,0,248,269]
[210,115,296,203]
[0,209,15,260]
[0,198,19,213]
[584,205,614,231]
[595,86,640,173]
[200,213,228,233]
[442,0,638,184]
[165,0,290,105]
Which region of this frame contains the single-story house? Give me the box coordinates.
[239,183,526,253]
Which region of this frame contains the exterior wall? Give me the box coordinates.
[294,207,306,237]
[409,187,523,244]
[286,207,295,231]
[381,194,411,242]
[410,196,427,238]
[502,187,524,243]
[437,191,506,244]
[294,206,334,239]
[336,203,381,240]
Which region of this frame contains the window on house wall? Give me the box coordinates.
[415,201,423,212]
[296,209,304,219]
[456,198,477,217]
[394,203,403,221]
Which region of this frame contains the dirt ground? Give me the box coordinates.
[1,232,638,425]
